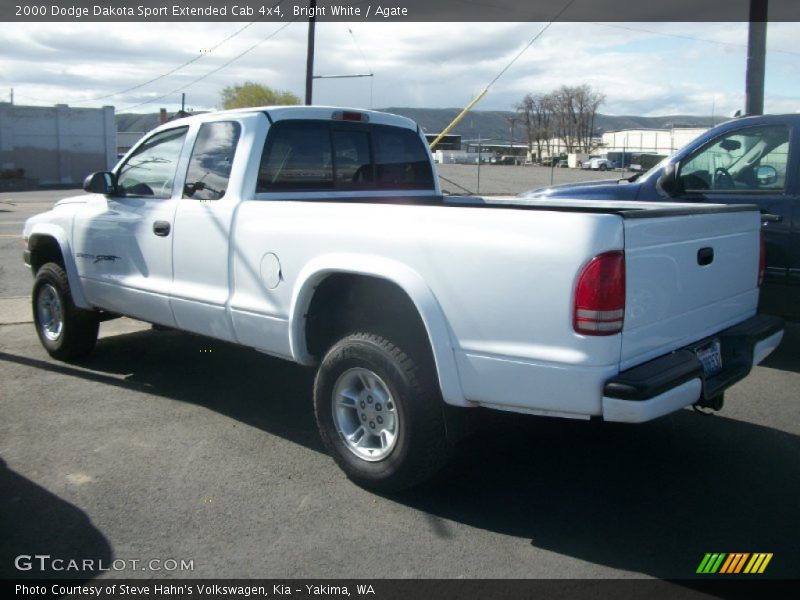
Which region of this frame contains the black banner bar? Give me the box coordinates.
[5,579,799,600]
[3,0,800,22]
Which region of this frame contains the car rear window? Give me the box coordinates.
[257,120,433,193]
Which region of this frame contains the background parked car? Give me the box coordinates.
[581,157,614,171]
[492,155,522,165]
[522,113,800,321]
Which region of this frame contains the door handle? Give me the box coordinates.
[697,247,714,266]
[760,212,783,223]
[153,220,171,236]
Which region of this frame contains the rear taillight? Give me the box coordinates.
[574,251,625,336]
[758,229,766,287]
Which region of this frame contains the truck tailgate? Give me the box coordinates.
[621,208,762,371]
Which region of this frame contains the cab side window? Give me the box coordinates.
[117,127,189,199]
[183,122,241,200]
[679,125,790,193]
[257,121,333,191]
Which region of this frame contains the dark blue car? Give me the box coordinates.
[523,114,799,320]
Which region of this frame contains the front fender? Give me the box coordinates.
[26,223,91,309]
[289,253,467,407]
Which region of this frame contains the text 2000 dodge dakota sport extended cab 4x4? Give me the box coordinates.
[23,106,784,490]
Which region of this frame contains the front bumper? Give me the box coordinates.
[602,314,784,423]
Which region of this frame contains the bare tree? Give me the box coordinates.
[536,85,605,154]
[574,84,605,152]
[549,86,575,153]
[516,93,553,162]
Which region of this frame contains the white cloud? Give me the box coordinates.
[0,21,798,115]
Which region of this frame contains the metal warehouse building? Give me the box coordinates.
[601,127,708,155]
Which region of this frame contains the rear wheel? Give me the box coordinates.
[32,262,99,360]
[313,332,450,491]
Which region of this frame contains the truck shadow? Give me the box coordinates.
[396,410,800,579]
[53,327,323,453]
[0,457,113,579]
[2,325,798,580]
[760,321,800,374]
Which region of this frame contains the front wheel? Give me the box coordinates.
[32,262,99,360]
[313,333,450,491]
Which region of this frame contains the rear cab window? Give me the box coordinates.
[373,126,435,189]
[256,120,434,194]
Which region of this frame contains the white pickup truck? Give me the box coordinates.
[23,106,784,490]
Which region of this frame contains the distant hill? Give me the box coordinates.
[116,108,719,142]
[382,108,718,142]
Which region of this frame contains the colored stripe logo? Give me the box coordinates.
[696,553,773,574]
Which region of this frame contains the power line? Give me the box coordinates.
[429,0,576,150]
[17,1,286,107]
[119,18,296,112]
[313,74,373,79]
[76,18,264,104]
[593,22,800,57]
[487,0,577,88]
[345,25,374,107]
[122,0,370,112]
[346,25,373,76]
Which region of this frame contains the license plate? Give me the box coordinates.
[696,340,723,377]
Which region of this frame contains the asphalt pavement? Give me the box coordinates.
[1,188,798,581]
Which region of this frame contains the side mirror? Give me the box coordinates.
[755,165,777,186]
[657,162,682,197]
[83,171,117,195]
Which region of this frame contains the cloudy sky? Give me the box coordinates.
[1,20,798,116]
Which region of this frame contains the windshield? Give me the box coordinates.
[678,125,789,192]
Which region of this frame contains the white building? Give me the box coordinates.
[601,128,708,155]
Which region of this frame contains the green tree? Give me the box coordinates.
[220,82,300,109]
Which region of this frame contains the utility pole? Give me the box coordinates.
[745,0,768,115]
[477,134,482,194]
[303,2,376,107]
[181,92,186,112]
[304,0,317,105]
[504,115,518,162]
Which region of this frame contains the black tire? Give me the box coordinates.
[32,262,99,360]
[599,163,608,171]
[313,332,450,492]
